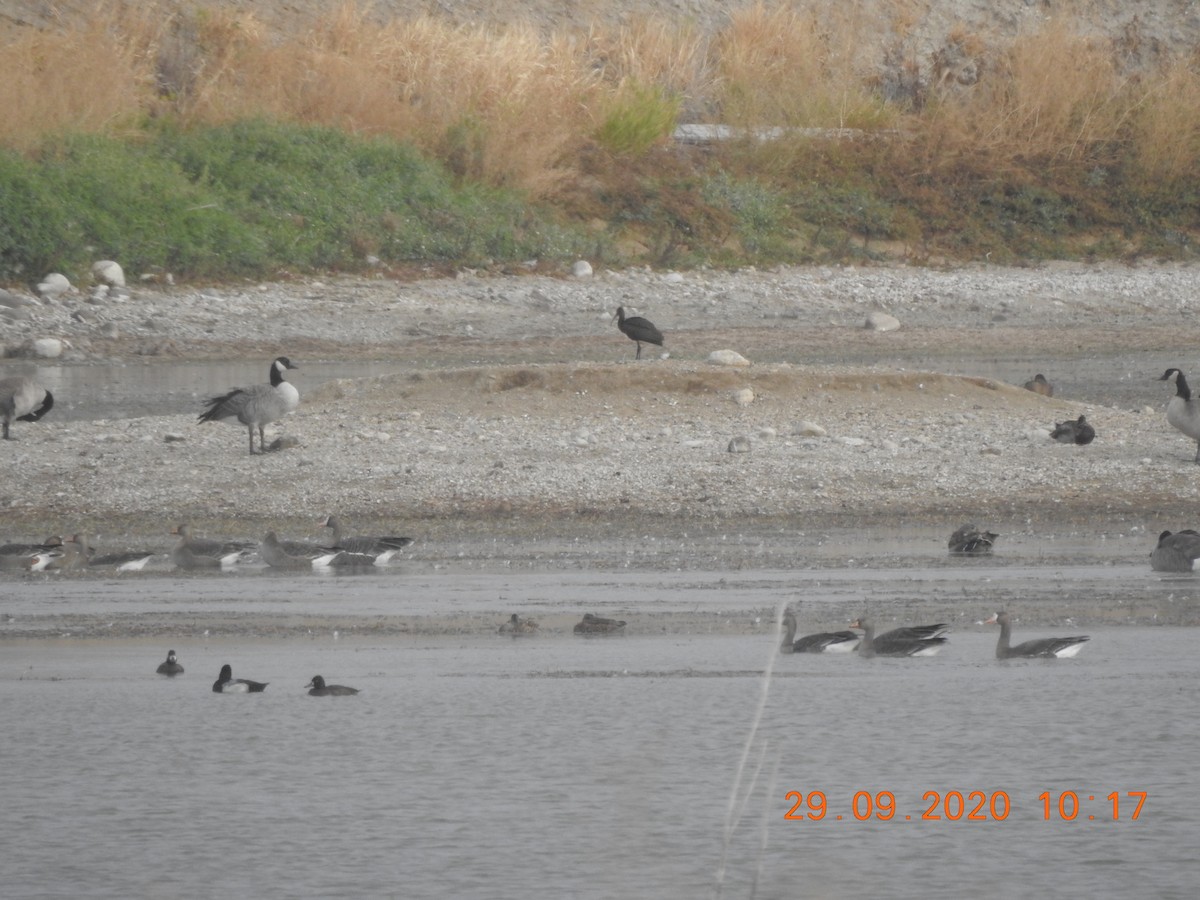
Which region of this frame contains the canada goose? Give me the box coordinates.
[780,610,859,653]
[1,374,54,440]
[1150,529,1200,572]
[573,612,627,634]
[156,650,184,676]
[198,357,299,455]
[948,524,998,554]
[1022,373,1054,397]
[306,675,359,696]
[170,523,256,570]
[212,663,268,693]
[320,515,413,562]
[1159,368,1200,462]
[1050,415,1095,445]
[0,535,61,569]
[984,611,1089,659]
[612,307,664,360]
[498,613,539,636]
[849,617,948,658]
[259,530,376,570]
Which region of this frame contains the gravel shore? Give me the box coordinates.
[3,259,1200,551]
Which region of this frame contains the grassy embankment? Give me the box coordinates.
[1,2,1198,283]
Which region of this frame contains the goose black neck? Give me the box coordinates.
[270,364,286,387]
[1176,371,1191,400]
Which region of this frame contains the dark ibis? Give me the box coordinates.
[612,307,664,360]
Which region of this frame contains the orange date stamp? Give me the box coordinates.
[784,790,1147,822]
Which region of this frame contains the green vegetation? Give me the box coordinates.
[0,3,1198,283]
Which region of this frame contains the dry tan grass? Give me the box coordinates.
[1,1,1198,192]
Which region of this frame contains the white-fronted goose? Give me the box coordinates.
[948,524,998,554]
[0,535,61,569]
[170,523,256,570]
[1159,368,1200,462]
[850,617,948,658]
[212,663,268,693]
[780,611,859,654]
[198,357,299,455]
[1,374,54,440]
[156,650,184,676]
[259,530,376,570]
[613,306,664,360]
[498,613,539,636]
[320,515,412,562]
[306,675,359,696]
[1150,529,1200,572]
[573,613,627,635]
[984,611,1089,659]
[1022,374,1054,396]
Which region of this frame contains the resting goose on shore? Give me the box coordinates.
[1,373,54,440]
[259,530,377,570]
[320,515,413,562]
[984,611,1089,659]
[0,535,62,569]
[1159,368,1200,463]
[573,613,627,635]
[780,610,860,653]
[1050,415,1095,445]
[1150,529,1200,572]
[170,524,256,570]
[1022,373,1054,397]
[198,356,299,455]
[850,617,948,658]
[948,524,998,554]
[212,664,268,693]
[499,613,539,636]
[28,533,91,571]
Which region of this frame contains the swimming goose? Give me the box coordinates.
[613,307,664,360]
[498,613,539,636]
[1022,374,1054,397]
[212,663,268,693]
[1050,415,1095,445]
[984,611,1089,659]
[1159,368,1200,462]
[850,617,948,658]
[1150,529,1200,572]
[1,374,54,440]
[0,535,61,569]
[320,515,413,562]
[780,611,860,653]
[198,357,299,455]
[259,530,376,570]
[156,650,184,676]
[170,523,256,570]
[948,524,998,554]
[573,613,627,634]
[306,675,359,696]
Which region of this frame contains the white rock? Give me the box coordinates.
[793,421,827,437]
[37,273,72,299]
[707,349,750,367]
[838,436,867,447]
[865,311,901,332]
[731,388,755,407]
[756,426,777,439]
[92,260,126,287]
[32,337,64,358]
[571,260,593,278]
[728,435,753,453]
[663,272,684,284]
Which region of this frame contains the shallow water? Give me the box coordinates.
[1,623,1196,900]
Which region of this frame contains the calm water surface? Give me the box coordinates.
[2,603,1196,899]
